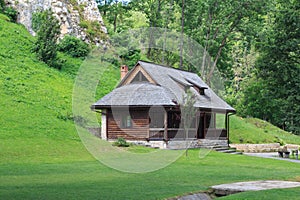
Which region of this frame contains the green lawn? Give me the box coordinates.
[1,13,300,200]
[1,149,300,199]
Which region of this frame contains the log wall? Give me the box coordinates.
[107,108,149,140]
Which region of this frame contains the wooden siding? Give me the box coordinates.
[106,108,228,141]
[107,108,149,140]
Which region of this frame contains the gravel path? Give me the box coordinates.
[244,152,300,163]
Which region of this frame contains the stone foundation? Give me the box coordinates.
[167,139,228,149]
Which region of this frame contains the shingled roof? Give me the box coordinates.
[92,61,235,112]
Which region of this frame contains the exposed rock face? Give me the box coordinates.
[5,0,107,44]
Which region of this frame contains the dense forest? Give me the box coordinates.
[1,0,298,135]
[96,0,300,135]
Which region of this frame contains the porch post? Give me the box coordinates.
[164,109,168,141]
[225,112,229,146]
[101,109,107,140]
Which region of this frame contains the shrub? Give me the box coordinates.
[58,35,90,58]
[3,7,17,22]
[0,0,17,22]
[112,137,130,147]
[32,10,61,69]
[32,11,44,32]
[0,0,5,11]
[79,21,89,29]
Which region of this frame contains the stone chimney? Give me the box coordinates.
[120,65,128,80]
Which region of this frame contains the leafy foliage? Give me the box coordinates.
[31,11,44,32]
[112,137,130,147]
[58,35,90,58]
[110,31,141,68]
[0,0,4,10]
[0,0,17,22]
[1,16,300,200]
[97,0,300,135]
[78,20,107,41]
[242,0,300,134]
[32,10,61,69]
[98,0,131,33]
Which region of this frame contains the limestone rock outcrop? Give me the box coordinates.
[5,0,107,45]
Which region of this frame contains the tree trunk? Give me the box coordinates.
[113,13,117,32]
[180,0,185,69]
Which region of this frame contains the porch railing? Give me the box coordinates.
[148,128,227,140]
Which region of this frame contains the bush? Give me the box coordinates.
[58,35,90,58]
[3,7,17,22]
[0,0,17,22]
[32,11,44,32]
[32,10,61,69]
[112,137,130,147]
[0,0,5,11]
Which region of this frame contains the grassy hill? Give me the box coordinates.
[1,14,300,199]
[230,116,300,145]
[0,14,88,164]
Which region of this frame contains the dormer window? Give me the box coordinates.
[199,88,205,95]
[193,86,205,95]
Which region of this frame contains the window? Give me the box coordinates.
[131,71,149,83]
[193,86,205,95]
[121,115,132,128]
[199,88,205,95]
[149,109,164,128]
[168,111,181,128]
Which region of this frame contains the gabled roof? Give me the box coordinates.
[93,82,177,107]
[92,60,235,112]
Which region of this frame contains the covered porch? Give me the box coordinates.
[147,107,232,142]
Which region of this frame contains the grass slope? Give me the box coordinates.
[0,14,300,199]
[230,116,300,145]
[0,14,89,164]
[0,14,120,164]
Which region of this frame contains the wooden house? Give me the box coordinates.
[91,61,235,148]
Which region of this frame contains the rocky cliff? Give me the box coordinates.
[5,0,107,45]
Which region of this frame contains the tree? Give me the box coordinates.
[247,0,300,134]
[177,0,269,83]
[181,90,197,156]
[98,0,130,33]
[33,10,61,68]
[130,0,167,58]
[179,0,184,69]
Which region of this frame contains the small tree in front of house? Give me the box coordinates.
[33,9,61,69]
[181,89,197,156]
